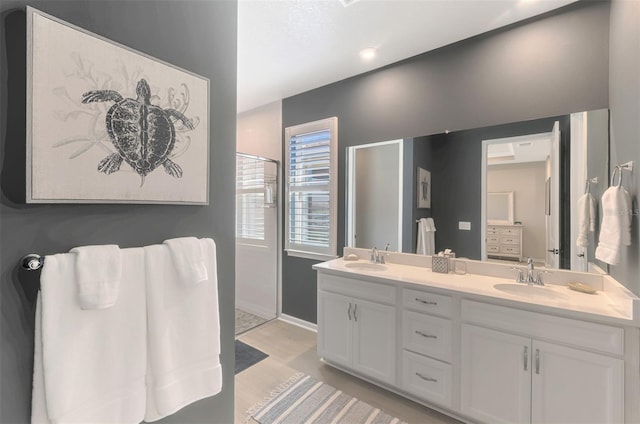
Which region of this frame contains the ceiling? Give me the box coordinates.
[237,0,578,114]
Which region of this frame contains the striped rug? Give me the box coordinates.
[246,373,406,424]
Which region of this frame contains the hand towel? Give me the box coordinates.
[576,193,596,247]
[31,249,147,424]
[69,244,122,309]
[144,238,222,421]
[416,218,436,255]
[163,237,208,285]
[595,186,632,265]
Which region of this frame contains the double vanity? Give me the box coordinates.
[313,249,640,424]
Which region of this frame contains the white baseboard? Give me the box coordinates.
[278,314,317,332]
[236,300,276,320]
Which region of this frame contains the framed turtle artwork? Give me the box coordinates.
[26,7,210,204]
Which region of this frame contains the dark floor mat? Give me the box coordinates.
[235,339,269,374]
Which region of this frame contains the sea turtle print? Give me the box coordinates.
[81,78,194,185]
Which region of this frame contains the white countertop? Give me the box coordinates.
[313,257,639,327]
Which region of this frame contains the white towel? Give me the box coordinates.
[31,249,147,424]
[576,193,596,247]
[595,186,632,265]
[144,238,222,421]
[69,244,122,309]
[163,237,207,285]
[416,218,436,255]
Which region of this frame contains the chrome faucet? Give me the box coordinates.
[370,247,379,264]
[526,257,536,284]
[370,246,386,264]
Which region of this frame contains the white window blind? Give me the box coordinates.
[236,155,266,243]
[285,117,337,259]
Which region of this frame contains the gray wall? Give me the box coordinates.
[609,0,640,293]
[0,2,237,423]
[282,1,610,323]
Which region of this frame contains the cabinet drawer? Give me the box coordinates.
[403,288,452,318]
[487,226,499,235]
[402,350,452,408]
[500,227,521,235]
[500,236,520,245]
[487,244,500,253]
[318,273,395,305]
[500,245,520,255]
[403,311,452,362]
[462,300,624,356]
[487,235,500,244]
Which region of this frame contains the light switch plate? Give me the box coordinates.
[459,221,471,231]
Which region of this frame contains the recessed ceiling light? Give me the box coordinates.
[359,47,377,61]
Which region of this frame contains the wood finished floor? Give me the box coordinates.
[235,319,461,424]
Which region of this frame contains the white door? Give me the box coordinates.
[317,291,352,366]
[235,155,278,319]
[531,340,624,424]
[546,122,561,268]
[461,324,532,424]
[352,298,396,385]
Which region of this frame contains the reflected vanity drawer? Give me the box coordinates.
[487,244,500,253]
[500,236,520,245]
[500,245,520,255]
[500,227,521,235]
[487,235,500,244]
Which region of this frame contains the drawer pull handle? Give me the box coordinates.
[415,372,437,383]
[347,303,352,321]
[535,349,540,374]
[415,298,437,305]
[353,304,358,322]
[524,346,528,371]
[415,330,437,339]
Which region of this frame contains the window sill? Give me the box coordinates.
[285,249,337,262]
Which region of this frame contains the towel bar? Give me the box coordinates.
[21,254,44,271]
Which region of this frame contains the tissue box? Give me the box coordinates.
[432,256,450,274]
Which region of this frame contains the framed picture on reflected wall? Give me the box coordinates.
[417,167,431,209]
[26,7,210,204]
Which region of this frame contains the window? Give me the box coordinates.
[236,154,266,244]
[285,117,338,259]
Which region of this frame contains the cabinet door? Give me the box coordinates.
[317,291,352,366]
[352,298,396,385]
[531,340,623,424]
[461,324,531,424]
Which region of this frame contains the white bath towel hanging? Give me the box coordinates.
[144,238,222,421]
[69,244,122,309]
[416,218,436,255]
[576,193,596,247]
[595,186,632,265]
[32,248,147,424]
[163,237,208,285]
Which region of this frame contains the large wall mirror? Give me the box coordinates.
[345,108,609,274]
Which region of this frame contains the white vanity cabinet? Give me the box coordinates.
[461,300,624,424]
[487,224,523,261]
[317,273,397,385]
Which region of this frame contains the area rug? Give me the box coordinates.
[246,373,406,424]
[236,308,270,335]
[235,340,269,374]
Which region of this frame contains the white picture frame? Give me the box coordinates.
[26,7,210,204]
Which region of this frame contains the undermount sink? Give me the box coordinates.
[493,283,569,301]
[344,262,387,272]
